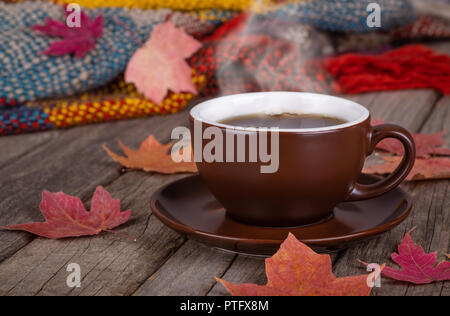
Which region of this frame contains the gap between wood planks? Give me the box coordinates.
[1,40,449,294]
[0,105,195,264]
[332,96,450,296]
[0,90,444,296]
[0,130,63,171]
[0,161,191,295]
[128,89,443,296]
[0,99,207,295]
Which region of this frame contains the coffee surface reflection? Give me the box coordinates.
[221,113,348,129]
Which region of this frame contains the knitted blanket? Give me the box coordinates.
[0,1,233,134]
[0,1,233,105]
[0,0,416,106]
[53,0,303,11]
[264,0,416,32]
[1,0,447,136]
[53,0,416,32]
[190,14,336,96]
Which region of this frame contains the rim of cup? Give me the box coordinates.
[190,92,370,133]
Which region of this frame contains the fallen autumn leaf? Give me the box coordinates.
[217,233,375,296]
[378,228,450,284]
[103,134,198,174]
[364,155,450,181]
[372,119,450,158]
[1,186,134,241]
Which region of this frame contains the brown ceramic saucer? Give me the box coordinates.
[150,175,413,256]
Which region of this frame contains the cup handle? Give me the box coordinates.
[346,124,416,201]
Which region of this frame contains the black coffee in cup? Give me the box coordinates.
[221,113,347,129]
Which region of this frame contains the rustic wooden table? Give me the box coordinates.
[0,43,449,297]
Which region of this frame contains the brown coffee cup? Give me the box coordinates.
[189,92,415,227]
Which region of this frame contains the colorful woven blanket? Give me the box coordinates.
[190,14,336,96]
[0,1,233,105]
[53,0,301,11]
[334,15,450,53]
[1,0,449,136]
[0,1,233,134]
[53,0,416,33]
[264,0,416,32]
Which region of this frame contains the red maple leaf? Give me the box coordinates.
[32,10,103,58]
[372,119,450,157]
[378,131,450,158]
[380,228,450,284]
[364,155,450,181]
[217,233,376,296]
[125,21,202,104]
[1,187,134,240]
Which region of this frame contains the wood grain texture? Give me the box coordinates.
[133,240,235,296]
[208,256,267,296]
[0,110,190,263]
[206,90,442,296]
[207,252,343,296]
[428,41,450,55]
[0,130,61,170]
[0,172,191,296]
[403,96,449,296]
[343,89,439,132]
[332,95,449,296]
[0,85,447,295]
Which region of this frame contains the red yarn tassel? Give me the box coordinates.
[203,13,249,42]
[326,45,450,95]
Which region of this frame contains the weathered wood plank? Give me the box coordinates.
[185,42,447,295]
[0,172,190,296]
[0,130,61,169]
[0,109,191,263]
[332,96,449,296]
[0,86,446,296]
[206,253,343,296]
[403,96,450,296]
[133,240,235,296]
[207,256,266,296]
[420,96,450,136]
[344,89,439,132]
[205,90,440,295]
[428,41,450,55]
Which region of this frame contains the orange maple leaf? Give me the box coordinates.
[125,21,202,104]
[364,156,450,181]
[103,135,197,174]
[217,233,374,296]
